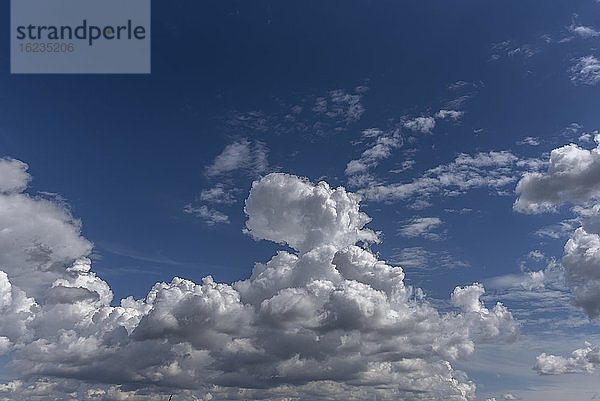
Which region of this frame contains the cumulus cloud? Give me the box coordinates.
[563,227,600,318]
[514,136,600,213]
[451,283,519,343]
[0,164,519,400]
[514,138,600,318]
[534,342,600,375]
[0,158,31,194]
[244,173,379,253]
[570,56,600,86]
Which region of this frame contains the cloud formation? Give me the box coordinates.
[187,138,270,225]
[398,217,443,240]
[0,162,519,400]
[514,136,600,213]
[360,150,522,204]
[535,342,600,375]
[205,138,269,178]
[514,138,600,318]
[570,56,600,86]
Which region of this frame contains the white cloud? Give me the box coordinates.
[570,56,600,86]
[0,164,522,400]
[244,173,379,253]
[360,150,520,204]
[189,139,270,225]
[199,184,238,205]
[398,217,443,239]
[514,136,600,213]
[345,128,403,181]
[0,158,31,194]
[403,116,436,133]
[451,283,519,343]
[535,342,600,375]
[516,137,540,146]
[205,138,268,177]
[563,227,600,318]
[435,109,464,121]
[570,24,600,38]
[391,247,469,271]
[183,204,230,225]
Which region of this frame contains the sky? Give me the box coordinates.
[2,0,600,400]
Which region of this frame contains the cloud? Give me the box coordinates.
[360,150,521,204]
[490,41,539,61]
[398,217,443,240]
[534,342,600,375]
[570,56,600,86]
[516,137,540,146]
[187,139,270,225]
[451,283,519,343]
[563,227,600,318]
[205,138,269,178]
[345,128,403,187]
[514,136,600,213]
[569,24,600,39]
[403,116,436,133]
[244,173,379,253]
[0,158,31,194]
[183,204,230,225]
[224,85,368,137]
[0,164,521,400]
[313,88,365,126]
[199,184,238,205]
[390,247,469,271]
[435,110,464,121]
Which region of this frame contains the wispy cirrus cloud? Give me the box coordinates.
[570,55,600,86]
[398,217,444,240]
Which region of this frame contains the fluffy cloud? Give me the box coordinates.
[514,138,600,318]
[244,173,379,253]
[563,227,600,317]
[451,283,519,343]
[0,158,31,194]
[534,342,600,375]
[0,164,519,400]
[514,136,600,213]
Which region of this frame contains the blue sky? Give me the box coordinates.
[2,1,600,400]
